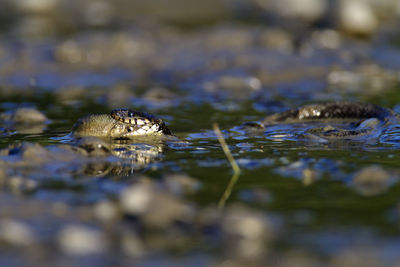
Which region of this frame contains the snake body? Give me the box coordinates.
[247,102,398,139]
[73,103,397,140]
[262,102,393,124]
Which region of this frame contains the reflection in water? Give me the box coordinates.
[81,138,167,176]
[78,136,170,176]
[213,123,241,209]
[0,136,170,178]
[218,171,240,209]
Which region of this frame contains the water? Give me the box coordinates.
[2,87,400,265]
[1,16,400,265]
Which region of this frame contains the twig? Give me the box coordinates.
[213,123,241,209]
[213,123,241,175]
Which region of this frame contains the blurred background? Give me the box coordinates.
[2,0,399,37]
[0,0,399,103]
[1,1,400,267]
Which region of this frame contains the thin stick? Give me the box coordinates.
[213,123,241,209]
[213,123,241,175]
[218,171,240,209]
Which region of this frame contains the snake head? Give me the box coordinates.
[72,109,172,138]
[110,109,172,136]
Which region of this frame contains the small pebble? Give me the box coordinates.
[57,224,107,255]
[9,175,37,194]
[12,108,47,124]
[0,219,36,246]
[120,180,193,228]
[13,0,57,13]
[339,0,378,36]
[222,206,271,240]
[221,205,273,259]
[163,174,201,196]
[94,200,119,222]
[120,182,154,215]
[273,0,328,22]
[141,192,193,228]
[352,165,393,196]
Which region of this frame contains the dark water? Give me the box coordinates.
[2,84,400,265]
